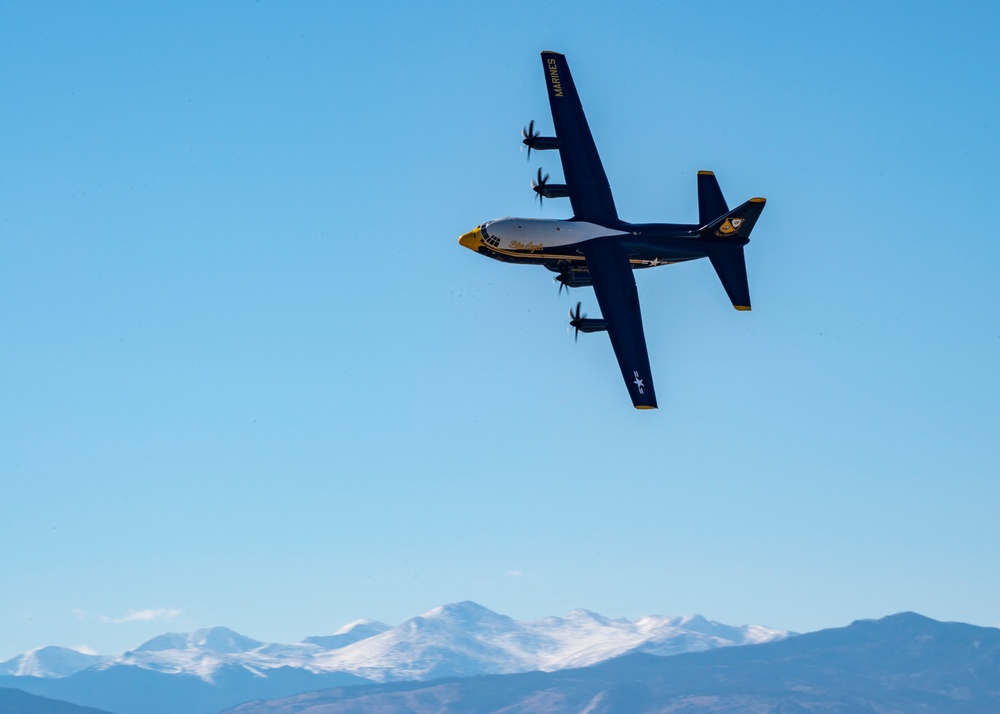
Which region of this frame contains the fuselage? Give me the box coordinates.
[458,217,742,270]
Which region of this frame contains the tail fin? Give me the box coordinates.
[697,171,729,227]
[698,197,766,241]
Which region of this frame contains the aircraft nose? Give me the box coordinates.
[458,227,483,250]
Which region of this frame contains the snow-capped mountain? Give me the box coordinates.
[0,645,109,678]
[0,603,791,714]
[219,613,1000,714]
[70,602,789,683]
[310,602,788,681]
[302,619,390,650]
[133,626,264,655]
[100,626,285,680]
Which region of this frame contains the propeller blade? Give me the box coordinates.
[522,120,539,160]
[532,168,550,205]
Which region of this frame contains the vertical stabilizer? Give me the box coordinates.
[697,171,729,226]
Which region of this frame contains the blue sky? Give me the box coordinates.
[2,1,999,659]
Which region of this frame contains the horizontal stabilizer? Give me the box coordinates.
[697,171,729,226]
[699,197,766,241]
[708,246,752,311]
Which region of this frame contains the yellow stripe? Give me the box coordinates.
[488,245,675,267]
[734,305,751,311]
[635,405,657,410]
[750,197,766,203]
[697,170,714,175]
[488,247,586,261]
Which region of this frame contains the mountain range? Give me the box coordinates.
[0,602,787,714]
[0,648,109,679]
[0,687,114,714]
[223,612,1000,713]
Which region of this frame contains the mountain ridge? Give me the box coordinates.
[0,687,116,714]
[0,647,109,679]
[0,602,788,714]
[221,611,1000,714]
[2,601,787,683]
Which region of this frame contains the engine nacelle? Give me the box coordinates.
[523,136,560,151]
[571,317,607,334]
[547,264,593,289]
[534,183,571,199]
[556,270,592,288]
[568,301,606,340]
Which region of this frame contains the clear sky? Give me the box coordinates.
[2,1,999,660]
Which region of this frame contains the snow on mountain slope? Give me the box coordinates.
[0,646,110,678]
[302,619,391,650]
[5,603,791,684]
[133,627,263,655]
[312,602,543,681]
[98,627,324,681]
[311,602,791,682]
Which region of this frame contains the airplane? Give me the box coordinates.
[458,51,766,410]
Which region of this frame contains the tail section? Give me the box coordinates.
[697,171,729,227]
[698,196,766,311]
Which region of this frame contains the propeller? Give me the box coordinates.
[521,119,540,159]
[569,302,586,342]
[553,265,573,296]
[531,167,550,205]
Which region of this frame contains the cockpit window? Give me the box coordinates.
[481,224,500,248]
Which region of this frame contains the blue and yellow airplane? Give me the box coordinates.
[459,52,766,409]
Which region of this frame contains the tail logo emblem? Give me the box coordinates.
[717,217,744,235]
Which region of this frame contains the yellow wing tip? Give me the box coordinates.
[750,197,766,203]
[734,305,752,311]
[635,405,658,410]
[697,170,715,175]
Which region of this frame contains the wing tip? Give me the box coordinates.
[750,197,766,204]
[635,404,658,410]
[734,305,752,311]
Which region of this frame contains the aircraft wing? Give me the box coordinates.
[581,240,657,409]
[540,51,619,224]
